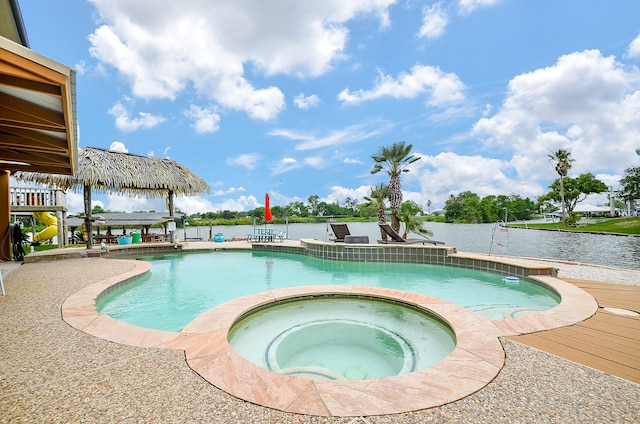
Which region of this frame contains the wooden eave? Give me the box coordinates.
[0,36,77,175]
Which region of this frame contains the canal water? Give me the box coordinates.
[173,221,639,270]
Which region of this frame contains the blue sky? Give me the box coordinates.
[15,0,640,214]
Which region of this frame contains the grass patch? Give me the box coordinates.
[510,217,640,235]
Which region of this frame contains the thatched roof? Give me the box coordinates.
[14,147,210,198]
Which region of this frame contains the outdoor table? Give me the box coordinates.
[251,227,275,242]
[94,234,118,244]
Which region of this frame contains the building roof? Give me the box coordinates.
[67,212,183,229]
[573,203,611,213]
[0,0,29,47]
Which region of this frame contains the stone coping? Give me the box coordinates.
[170,286,504,416]
[60,244,598,416]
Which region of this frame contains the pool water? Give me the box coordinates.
[97,251,560,332]
[228,296,456,380]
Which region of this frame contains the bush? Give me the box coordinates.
[566,212,580,226]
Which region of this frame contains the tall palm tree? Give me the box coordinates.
[548,149,575,227]
[363,183,389,240]
[371,141,420,233]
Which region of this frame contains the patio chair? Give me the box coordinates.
[378,223,445,246]
[329,223,351,242]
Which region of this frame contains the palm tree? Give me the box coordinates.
[398,201,433,239]
[363,183,389,240]
[371,141,420,233]
[548,149,575,227]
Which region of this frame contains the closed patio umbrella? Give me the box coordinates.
[264,193,273,222]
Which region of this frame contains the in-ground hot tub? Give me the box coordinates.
[228,295,456,380]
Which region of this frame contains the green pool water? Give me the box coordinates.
[97,250,560,332]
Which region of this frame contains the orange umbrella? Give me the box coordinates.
[264,193,273,222]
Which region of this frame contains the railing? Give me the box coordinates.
[10,187,65,208]
[9,187,69,248]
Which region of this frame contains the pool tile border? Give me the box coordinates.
[60,242,599,417]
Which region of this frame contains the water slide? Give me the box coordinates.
[32,212,57,242]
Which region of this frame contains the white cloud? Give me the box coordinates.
[226,153,263,170]
[184,105,221,133]
[109,141,128,153]
[88,0,397,121]
[297,125,388,150]
[106,194,156,213]
[93,192,256,215]
[338,64,466,106]
[65,191,86,214]
[212,186,246,196]
[213,195,261,212]
[458,0,503,15]
[108,100,165,131]
[92,199,105,211]
[294,93,321,110]
[304,156,325,168]
[271,157,301,175]
[270,121,392,151]
[267,129,313,142]
[343,157,363,164]
[146,146,172,158]
[418,3,449,40]
[628,32,640,58]
[74,60,87,75]
[411,152,539,208]
[473,49,640,182]
[326,184,374,204]
[174,196,215,215]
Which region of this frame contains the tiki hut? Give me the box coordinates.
[14,147,210,248]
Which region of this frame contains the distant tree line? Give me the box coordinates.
[444,193,535,224]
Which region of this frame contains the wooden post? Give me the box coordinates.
[56,190,67,247]
[84,185,92,249]
[0,171,11,260]
[167,190,175,243]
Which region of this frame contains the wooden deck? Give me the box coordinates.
[508,278,640,384]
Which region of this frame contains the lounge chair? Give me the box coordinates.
[329,223,351,242]
[378,223,445,245]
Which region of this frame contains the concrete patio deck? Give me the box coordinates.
[0,242,638,422]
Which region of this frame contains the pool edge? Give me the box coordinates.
[59,241,599,416]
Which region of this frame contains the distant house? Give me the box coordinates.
[573,203,611,214]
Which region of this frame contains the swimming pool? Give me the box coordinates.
[97,250,560,332]
[61,243,598,416]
